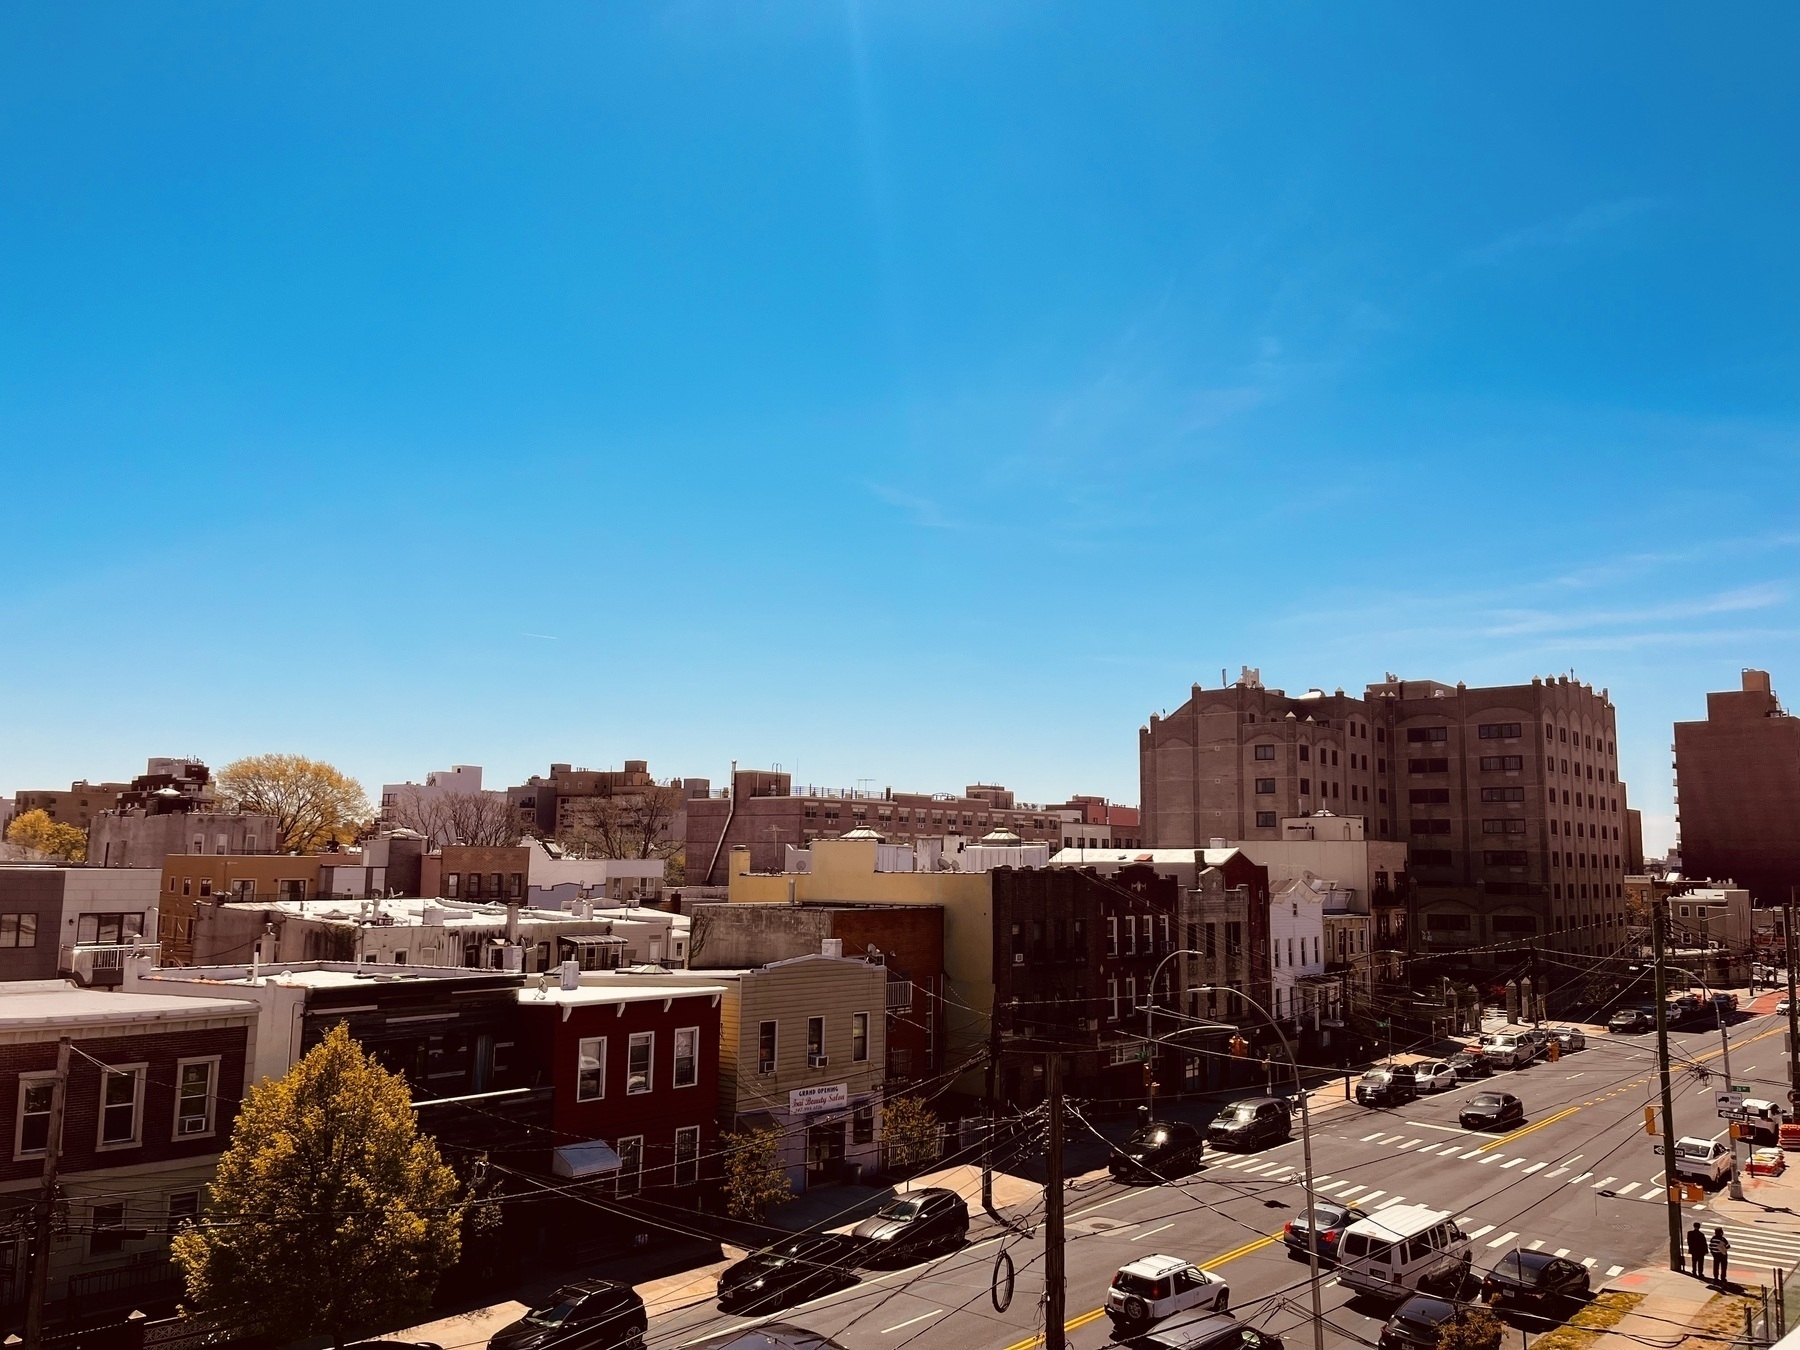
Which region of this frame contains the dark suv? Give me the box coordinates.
[1206,1100,1291,1152]
[1355,1065,1418,1107]
[1111,1120,1206,1181]
[490,1281,647,1350]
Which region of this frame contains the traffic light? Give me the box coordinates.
[1229,1035,1249,1057]
[1644,1105,1657,1136]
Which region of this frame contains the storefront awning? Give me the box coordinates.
[562,934,628,946]
[552,1140,622,1178]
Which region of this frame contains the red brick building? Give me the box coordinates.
[0,981,256,1323]
[1674,669,1800,904]
[514,982,724,1204]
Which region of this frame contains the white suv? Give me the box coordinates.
[1481,1035,1531,1070]
[1106,1255,1229,1328]
[1667,1136,1735,1187]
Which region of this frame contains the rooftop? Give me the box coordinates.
[136,960,522,990]
[517,982,728,1008]
[0,978,258,1026]
[1049,847,1245,866]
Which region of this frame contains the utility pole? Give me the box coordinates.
[1786,891,1798,1118]
[23,1036,71,1350]
[1651,900,1684,1273]
[1716,976,1745,1202]
[983,1000,1003,1220]
[1044,1052,1065,1350]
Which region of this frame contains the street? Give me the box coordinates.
[642,1002,1800,1350]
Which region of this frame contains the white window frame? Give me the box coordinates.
[96,1062,147,1152]
[617,1134,644,1195]
[15,1071,57,1160]
[577,1036,606,1102]
[673,1125,700,1186]
[758,1020,777,1075]
[1107,978,1119,1022]
[672,1026,699,1088]
[627,1031,654,1095]
[172,1056,221,1141]
[1107,917,1118,955]
[851,1012,869,1063]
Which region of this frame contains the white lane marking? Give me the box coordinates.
[1376,1196,1407,1210]
[1525,1163,1547,1174]
[1313,1175,1333,1185]
[1582,1258,1597,1268]
[1643,1191,1662,1202]
[1467,1224,1495,1239]
[1555,1248,1570,1257]
[1568,1172,1593,1186]
[1502,1159,1526,1170]
[1399,1138,1423,1149]
[1339,1185,1367,1198]
[1567,1072,1585,1079]
[1478,1154,1504,1165]
[1241,1162,1278,1174]
[1419,1122,1472,1134]
[1461,1148,1486,1159]
[1546,1168,1568,1179]
[1376,1134,1402,1145]
[1562,1155,1585,1168]
[1592,1176,1617,1190]
[1487,1231,1520,1249]
[1528,1240,1545,1251]
[1618,1182,1641,1196]
[1607,1265,1625,1277]
[1132,1223,1175,1242]
[1362,1132,1384,1142]
[1361,1190,1387,1204]
[883,1311,944,1334]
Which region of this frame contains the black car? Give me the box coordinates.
[1282,1200,1367,1262]
[1206,1100,1291,1152]
[1113,1119,1207,1180]
[490,1281,647,1350]
[1378,1295,1466,1350]
[1482,1249,1591,1308]
[1448,1052,1493,1080]
[688,1325,849,1350]
[1608,1009,1649,1034]
[347,1344,442,1350]
[1355,1065,1418,1107]
[1117,1311,1283,1350]
[717,1234,862,1313]
[851,1187,969,1260]
[1459,1092,1525,1131]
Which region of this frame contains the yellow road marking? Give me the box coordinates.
[1479,1105,1581,1151]
[1003,1231,1281,1350]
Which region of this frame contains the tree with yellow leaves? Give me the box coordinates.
[214,753,370,852]
[4,809,87,861]
[171,1023,463,1347]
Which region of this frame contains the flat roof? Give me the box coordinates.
[518,983,728,1007]
[142,961,521,989]
[1049,848,1245,866]
[0,979,258,1026]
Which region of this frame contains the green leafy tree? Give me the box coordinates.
[722,1125,792,1221]
[1437,1306,1503,1350]
[881,1095,941,1176]
[215,753,370,852]
[4,809,86,861]
[171,1024,463,1347]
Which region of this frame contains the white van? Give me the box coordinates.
[1337,1205,1472,1299]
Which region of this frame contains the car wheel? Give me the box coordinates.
[1124,1296,1148,1323]
[1216,1291,1229,1313]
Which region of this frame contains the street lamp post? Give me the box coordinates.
[1167,977,1325,1350]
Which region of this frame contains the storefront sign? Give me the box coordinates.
[789,1083,848,1114]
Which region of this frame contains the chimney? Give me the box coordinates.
[821,938,843,958]
[1209,837,1227,850]
[505,901,519,943]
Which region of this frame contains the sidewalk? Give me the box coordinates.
[1596,1263,1735,1350]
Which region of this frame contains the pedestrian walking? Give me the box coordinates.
[1687,1222,1707,1277]
[1710,1226,1730,1284]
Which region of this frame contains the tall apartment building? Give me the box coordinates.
[686,769,1074,884]
[1673,669,1800,903]
[1141,670,1631,962]
[506,761,709,846]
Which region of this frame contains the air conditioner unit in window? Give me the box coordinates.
[178,1115,208,1135]
[807,1053,829,1068]
[1013,952,1025,964]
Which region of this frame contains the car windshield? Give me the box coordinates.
[878,1200,922,1220]
[1133,1127,1174,1146]
[525,1299,581,1328]
[1471,1094,1502,1108]
[1361,1070,1390,1083]
[1394,1297,1455,1329]
[1229,1106,1259,1122]
[1677,1142,1711,1158]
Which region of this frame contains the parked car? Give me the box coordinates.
[717,1235,862,1313]
[1607,1009,1649,1034]
[1206,1100,1291,1152]
[688,1326,848,1350]
[1106,1254,1230,1328]
[1448,1052,1493,1080]
[1115,1313,1281,1350]
[1711,992,1740,1016]
[1283,1201,1368,1262]
[1412,1061,1459,1092]
[1376,1295,1467,1350]
[851,1188,969,1260]
[348,1344,442,1350]
[1113,1120,1207,1180]
[1662,1136,1735,1187]
[1779,996,1792,1016]
[489,1281,647,1350]
[1356,1064,1418,1107]
[1549,1027,1586,1053]
[1480,1034,1532,1070]
[1459,1092,1525,1131]
[1482,1249,1591,1308]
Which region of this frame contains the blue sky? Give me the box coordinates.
[2,4,1796,854]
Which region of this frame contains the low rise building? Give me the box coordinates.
[91,759,280,869]
[430,840,665,909]
[0,979,256,1321]
[0,866,160,986]
[11,780,132,832]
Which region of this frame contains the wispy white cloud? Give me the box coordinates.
[1482,583,1786,637]
[866,482,958,530]
[1462,197,1662,267]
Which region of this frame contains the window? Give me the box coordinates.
[1483,851,1529,866]
[17,1075,55,1157]
[1409,788,1450,804]
[465,873,482,899]
[1478,723,1522,739]
[168,1191,200,1229]
[1107,978,1119,1021]
[76,913,145,945]
[99,1066,144,1148]
[1479,755,1524,772]
[1425,913,1471,932]
[1254,778,1276,795]
[1413,848,1453,865]
[174,1058,217,1137]
[577,1037,606,1101]
[1226,922,1242,956]
[628,1032,654,1094]
[1481,786,1525,802]
[1299,778,1311,795]
[1406,727,1448,743]
[90,1202,127,1256]
[1106,916,1118,954]
[1410,819,1451,835]
[1255,811,1277,828]
[0,914,36,948]
[1482,819,1527,834]
[674,1126,700,1186]
[508,873,524,898]
[446,872,460,898]
[852,1012,869,1062]
[759,1020,777,1074]
[673,1027,699,1087]
[806,1016,826,1064]
[617,1136,643,1196]
[1299,745,1311,762]
[853,1105,875,1145]
[1408,758,1450,774]
[1254,744,1276,761]
[1205,922,1216,958]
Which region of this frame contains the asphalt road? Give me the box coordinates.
[645,1007,1800,1350]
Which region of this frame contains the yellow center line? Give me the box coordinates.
[1002,1230,1282,1350]
[1479,1104,1581,1151]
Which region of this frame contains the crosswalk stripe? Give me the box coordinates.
[1488,1231,1520,1249]
[1593,1176,1617,1189]
[1376,1196,1407,1210]
[1608,1265,1624,1277]
[1555,1248,1570,1257]
[1243,1162,1279,1174]
[1339,1185,1367,1197]
[1399,1139,1423,1149]
[1362,1132,1384,1142]
[1361,1190,1386,1204]
[1377,1134,1401,1145]
[1478,1154,1503,1164]
[1569,1172,1593,1185]
[1582,1258,1596,1268]
[1618,1182,1640,1196]
[1502,1159,1525,1169]
[1457,1216,1474,1225]
[1528,1240,1544,1251]
[1546,1168,1567,1179]
[1525,1163,1546,1174]
[1467,1225,1495,1240]
[1460,1148,1486,1159]
[1313,1175,1333,1184]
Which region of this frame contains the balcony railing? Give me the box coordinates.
[60,942,160,984]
